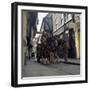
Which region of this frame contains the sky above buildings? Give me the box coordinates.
[37,12,48,32]
[35,12,48,38]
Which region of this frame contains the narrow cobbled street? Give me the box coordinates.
[22,59,80,77]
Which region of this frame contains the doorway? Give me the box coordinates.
[68,28,76,58]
